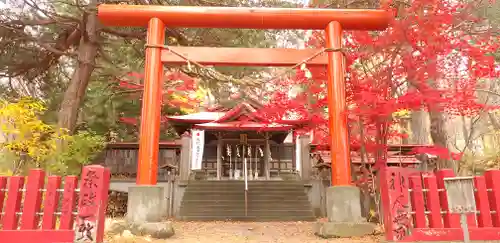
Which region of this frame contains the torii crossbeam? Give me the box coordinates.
[97,4,390,186]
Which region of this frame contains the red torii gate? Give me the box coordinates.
[97,4,390,186]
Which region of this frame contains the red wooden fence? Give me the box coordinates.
[0,165,111,243]
[380,167,500,242]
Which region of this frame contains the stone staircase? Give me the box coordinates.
[179,180,316,221]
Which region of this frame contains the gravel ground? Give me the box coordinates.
[107,220,383,243]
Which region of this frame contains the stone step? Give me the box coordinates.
[187,182,304,187]
[179,208,313,214]
[184,188,305,194]
[179,207,313,212]
[184,190,305,194]
[180,199,311,203]
[188,180,302,183]
[185,186,306,191]
[180,208,314,214]
[184,187,306,191]
[178,215,316,222]
[183,191,308,196]
[180,201,311,207]
[180,201,312,207]
[180,204,312,210]
[183,190,308,194]
[187,181,304,184]
[179,207,314,212]
[180,212,314,217]
[179,212,315,218]
[180,205,312,210]
[185,185,306,189]
[181,195,310,201]
[183,190,306,195]
[179,180,314,221]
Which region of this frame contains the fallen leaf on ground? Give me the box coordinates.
[106,219,383,243]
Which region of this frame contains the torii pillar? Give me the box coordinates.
[98,4,390,235]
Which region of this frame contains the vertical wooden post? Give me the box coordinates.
[474,176,493,227]
[59,176,78,230]
[21,169,45,230]
[264,133,270,180]
[179,132,192,181]
[216,133,222,180]
[292,130,297,172]
[409,176,426,228]
[325,21,351,186]
[277,144,281,174]
[42,176,62,230]
[0,176,7,221]
[2,176,24,230]
[485,170,500,227]
[137,17,166,185]
[422,175,443,228]
[299,135,312,180]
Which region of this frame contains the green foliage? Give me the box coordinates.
[50,131,106,176]
[0,151,23,176]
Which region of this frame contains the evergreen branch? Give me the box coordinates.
[6,19,58,26]
[0,24,77,56]
[102,27,147,39]
[23,0,81,23]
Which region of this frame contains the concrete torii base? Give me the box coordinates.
[314,185,377,238]
[126,186,167,224]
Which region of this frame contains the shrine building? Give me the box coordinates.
[168,98,311,182]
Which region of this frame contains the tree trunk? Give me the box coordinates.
[410,110,431,144]
[57,2,100,134]
[429,110,456,170]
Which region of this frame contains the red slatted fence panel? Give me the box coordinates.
[0,166,110,243]
[380,167,500,242]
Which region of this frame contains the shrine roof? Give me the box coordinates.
[167,111,226,123]
[212,102,259,123]
[194,121,293,132]
[167,96,307,135]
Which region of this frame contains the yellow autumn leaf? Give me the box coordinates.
[0,98,70,174]
[171,93,188,103]
[393,109,410,117]
[0,169,14,176]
